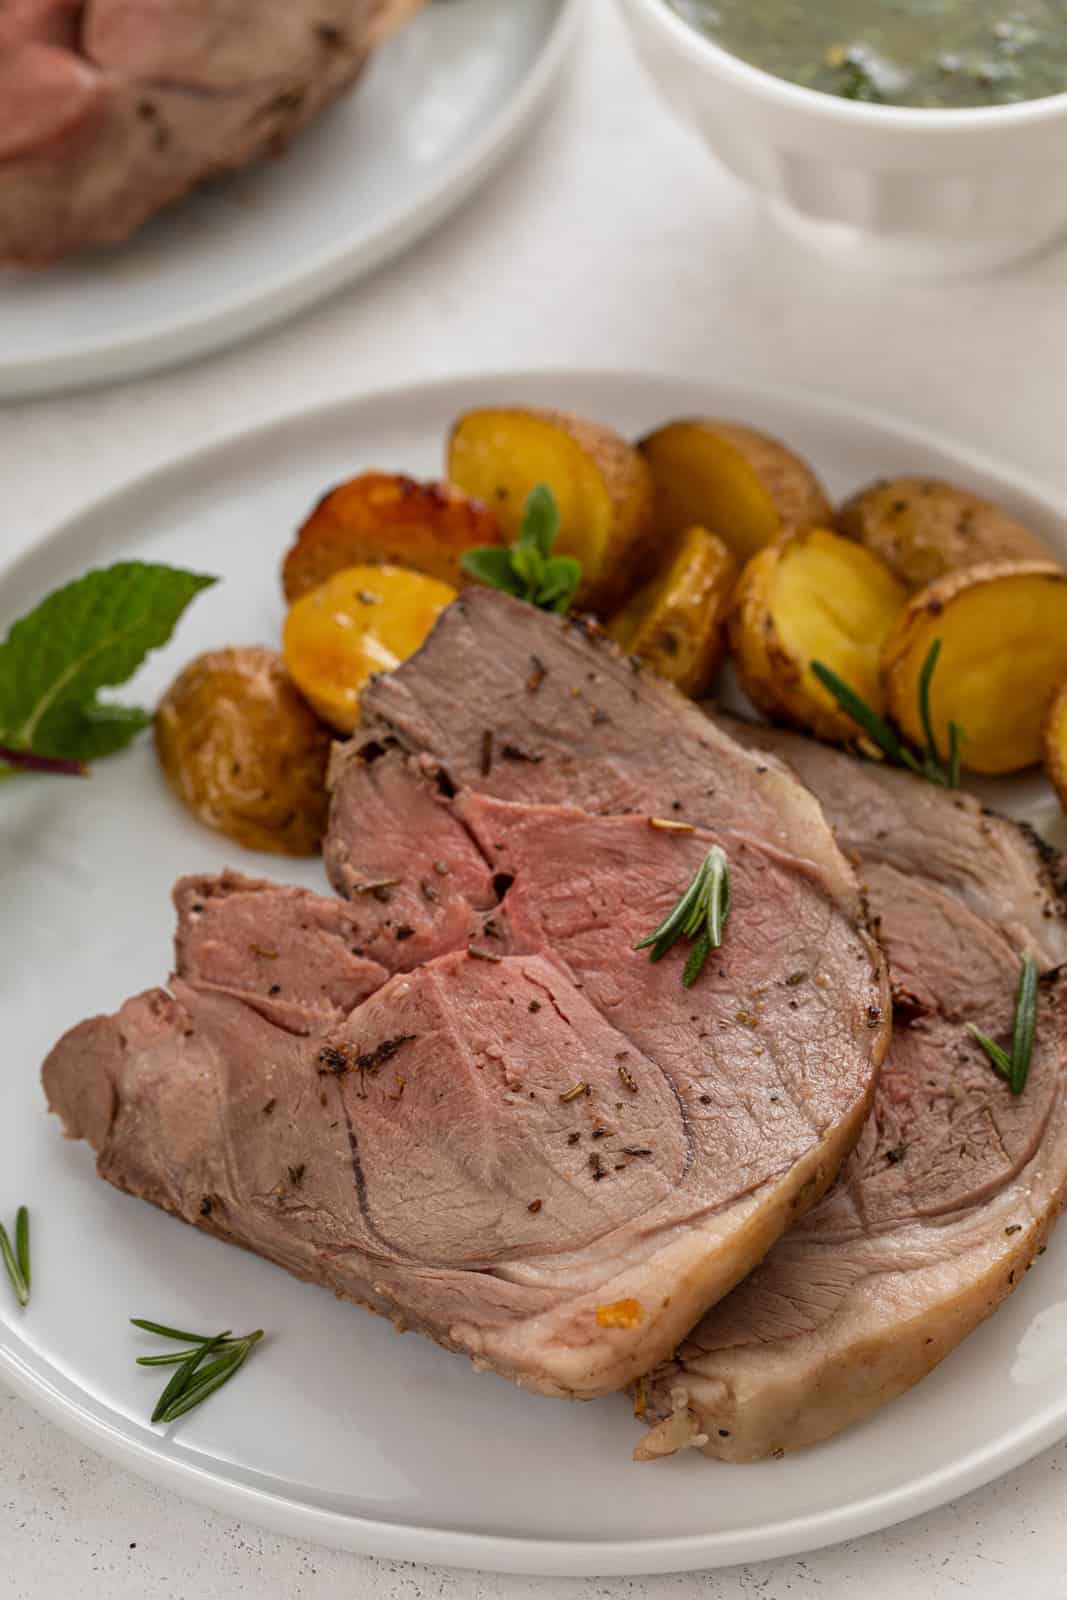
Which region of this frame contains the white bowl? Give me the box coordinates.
[616,0,1067,277]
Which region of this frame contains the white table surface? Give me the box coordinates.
[4,1,1067,1593]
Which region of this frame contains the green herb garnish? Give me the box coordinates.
[811,638,963,788]
[0,562,216,776]
[132,1318,264,1425]
[0,1206,30,1308]
[635,845,731,989]
[462,486,581,613]
[967,954,1039,1096]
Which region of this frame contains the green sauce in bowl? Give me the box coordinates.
[668,0,1067,107]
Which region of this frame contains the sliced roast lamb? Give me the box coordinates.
[0,0,423,265]
[637,726,1067,1462]
[43,593,888,1400]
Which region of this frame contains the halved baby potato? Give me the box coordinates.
[639,419,832,565]
[1043,680,1067,813]
[283,564,456,734]
[447,407,655,611]
[282,471,501,602]
[882,561,1067,775]
[155,647,332,856]
[838,476,1055,591]
[606,526,737,697]
[729,526,907,744]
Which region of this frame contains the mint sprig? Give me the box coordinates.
[0,562,216,775]
[462,486,581,614]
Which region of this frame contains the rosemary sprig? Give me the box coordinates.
[635,845,731,989]
[461,486,582,614]
[133,1319,264,1425]
[0,1206,30,1308]
[967,954,1039,1096]
[810,638,963,788]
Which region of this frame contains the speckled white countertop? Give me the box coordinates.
[4,0,1067,1592]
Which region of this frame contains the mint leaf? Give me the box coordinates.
[519,484,560,560]
[461,547,525,596]
[461,487,581,614]
[509,542,545,596]
[0,562,216,768]
[34,702,155,762]
[535,556,582,614]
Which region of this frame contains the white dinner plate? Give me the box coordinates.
[2,370,1067,1577]
[0,1,580,400]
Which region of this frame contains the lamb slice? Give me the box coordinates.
[0,0,424,264]
[46,791,886,1398]
[638,732,1067,1461]
[46,950,747,1395]
[730,723,1067,965]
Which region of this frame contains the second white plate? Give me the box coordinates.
[2,370,1067,1576]
[0,0,580,399]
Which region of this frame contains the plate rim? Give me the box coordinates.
[3,365,1067,1576]
[0,0,585,401]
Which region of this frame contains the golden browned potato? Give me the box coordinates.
[639,419,832,564]
[447,407,655,611]
[155,647,331,855]
[282,471,501,603]
[283,563,456,734]
[729,526,907,743]
[606,526,737,697]
[882,561,1067,775]
[837,477,1055,591]
[1043,680,1067,812]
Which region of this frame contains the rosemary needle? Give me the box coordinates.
[967,953,1040,1096]
[150,1332,231,1423]
[0,1206,30,1308]
[15,1207,29,1292]
[156,1335,264,1424]
[130,1317,216,1343]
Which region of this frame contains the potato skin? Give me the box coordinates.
[282,472,501,603]
[639,420,832,564]
[729,526,906,744]
[155,647,331,855]
[1043,681,1067,813]
[837,477,1055,591]
[447,407,655,611]
[882,560,1067,775]
[606,526,737,697]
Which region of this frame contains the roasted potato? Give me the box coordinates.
[606,526,737,697]
[447,407,655,611]
[283,563,456,734]
[282,471,501,603]
[729,527,907,743]
[155,647,331,855]
[882,561,1067,775]
[1042,680,1067,813]
[837,477,1055,591]
[639,420,832,565]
